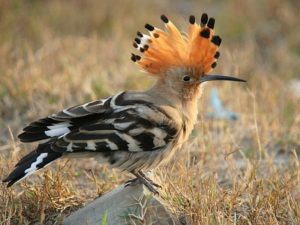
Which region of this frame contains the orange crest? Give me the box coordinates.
[131,14,222,77]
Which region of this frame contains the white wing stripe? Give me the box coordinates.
[104,139,118,150]
[115,132,142,152]
[67,142,73,152]
[24,153,48,175]
[87,141,96,150]
[128,127,144,135]
[151,128,167,147]
[114,121,134,130]
[63,109,77,116]
[45,127,70,137]
[110,92,124,108]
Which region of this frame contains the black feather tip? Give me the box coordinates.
[137,31,143,37]
[207,18,215,29]
[200,28,210,38]
[211,35,222,46]
[189,15,195,24]
[134,38,141,44]
[145,23,154,31]
[131,54,141,62]
[160,14,169,23]
[131,53,136,62]
[214,51,220,59]
[211,62,217,68]
[201,13,208,25]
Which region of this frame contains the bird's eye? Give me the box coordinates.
[183,75,191,82]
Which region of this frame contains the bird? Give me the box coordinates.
[3,13,246,194]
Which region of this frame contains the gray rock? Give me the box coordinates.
[64,184,180,225]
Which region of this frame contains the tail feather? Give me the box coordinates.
[3,141,62,187]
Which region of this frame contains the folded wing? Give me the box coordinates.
[52,94,179,153]
[18,97,112,142]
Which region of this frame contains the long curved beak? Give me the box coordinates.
[200,75,246,83]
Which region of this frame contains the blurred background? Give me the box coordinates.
[0,0,300,224]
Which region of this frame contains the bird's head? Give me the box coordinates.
[131,14,245,100]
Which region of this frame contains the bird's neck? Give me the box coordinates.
[146,80,202,135]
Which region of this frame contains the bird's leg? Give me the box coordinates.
[125,171,159,195]
[138,171,162,189]
[135,171,159,195]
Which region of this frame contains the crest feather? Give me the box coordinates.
[131,13,222,77]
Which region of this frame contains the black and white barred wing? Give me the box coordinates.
[52,101,179,153]
[4,92,179,186]
[18,97,112,143]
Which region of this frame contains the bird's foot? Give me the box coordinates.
[125,172,161,195]
[140,172,162,189]
[138,177,160,195]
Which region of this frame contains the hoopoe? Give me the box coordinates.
[3,14,245,194]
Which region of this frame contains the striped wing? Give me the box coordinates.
[18,97,112,142]
[19,92,179,153]
[52,93,179,153]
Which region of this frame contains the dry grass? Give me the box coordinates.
[1,0,300,224]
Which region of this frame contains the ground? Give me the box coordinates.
[0,0,300,224]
